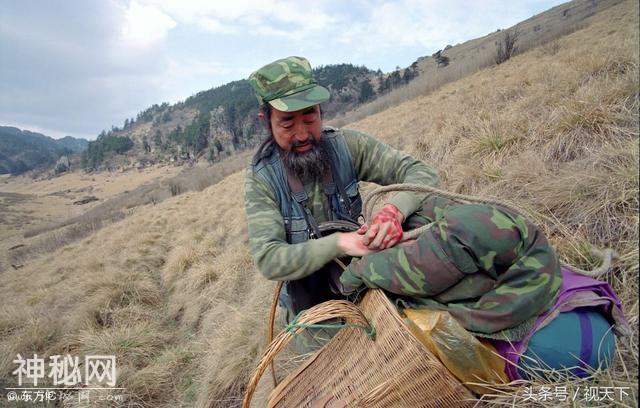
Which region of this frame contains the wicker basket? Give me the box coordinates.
[244,289,475,407]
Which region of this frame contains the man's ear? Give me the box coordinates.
[257,111,265,120]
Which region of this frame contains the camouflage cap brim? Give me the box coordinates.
[268,85,330,112]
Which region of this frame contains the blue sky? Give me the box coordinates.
[0,0,567,140]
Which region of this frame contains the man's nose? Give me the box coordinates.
[292,121,310,142]
[294,133,310,143]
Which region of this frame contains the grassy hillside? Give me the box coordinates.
[0,1,637,407]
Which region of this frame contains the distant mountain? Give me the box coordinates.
[0,126,88,175]
[56,135,88,153]
[84,62,420,169]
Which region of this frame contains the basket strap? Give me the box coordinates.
[243,300,374,408]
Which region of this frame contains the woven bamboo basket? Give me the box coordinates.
[244,289,475,407]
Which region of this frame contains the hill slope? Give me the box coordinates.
[0,1,637,407]
[0,126,88,175]
[82,64,388,170]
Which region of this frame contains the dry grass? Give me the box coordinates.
[0,172,271,407]
[4,151,251,269]
[0,1,638,407]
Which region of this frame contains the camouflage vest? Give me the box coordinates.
[251,127,362,244]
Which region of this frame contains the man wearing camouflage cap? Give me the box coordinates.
[244,56,561,351]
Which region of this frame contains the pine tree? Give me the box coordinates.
[358,79,375,103]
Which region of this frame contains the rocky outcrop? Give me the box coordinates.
[73,196,99,205]
[209,106,236,160]
[54,156,70,174]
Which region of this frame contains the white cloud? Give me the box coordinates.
[253,25,291,38]
[136,0,337,37]
[121,1,177,47]
[197,17,236,34]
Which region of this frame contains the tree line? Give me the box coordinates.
[85,62,421,168]
[81,134,134,169]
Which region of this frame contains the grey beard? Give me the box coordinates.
[281,141,329,180]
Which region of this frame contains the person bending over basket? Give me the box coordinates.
[244,56,622,378]
[244,56,438,351]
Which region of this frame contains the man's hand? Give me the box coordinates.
[337,231,374,257]
[360,204,404,250]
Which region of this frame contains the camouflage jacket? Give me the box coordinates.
[244,127,439,281]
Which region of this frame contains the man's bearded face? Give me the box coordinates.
[269,105,327,179]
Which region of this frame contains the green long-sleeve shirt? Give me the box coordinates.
[244,128,439,281]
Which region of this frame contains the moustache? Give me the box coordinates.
[290,137,317,151]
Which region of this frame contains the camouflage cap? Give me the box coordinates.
[248,56,330,112]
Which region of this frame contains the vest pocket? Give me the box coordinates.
[345,181,363,219]
[286,217,309,244]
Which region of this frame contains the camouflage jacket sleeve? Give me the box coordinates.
[342,128,439,218]
[244,168,345,281]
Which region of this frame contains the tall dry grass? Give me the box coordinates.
[0,172,273,407]
[0,0,637,407]
[8,152,251,267]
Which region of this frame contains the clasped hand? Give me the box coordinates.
[337,204,404,257]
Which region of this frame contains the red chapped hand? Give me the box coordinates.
[337,231,374,257]
[362,204,404,250]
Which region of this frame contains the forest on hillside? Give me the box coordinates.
[81,62,420,169]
